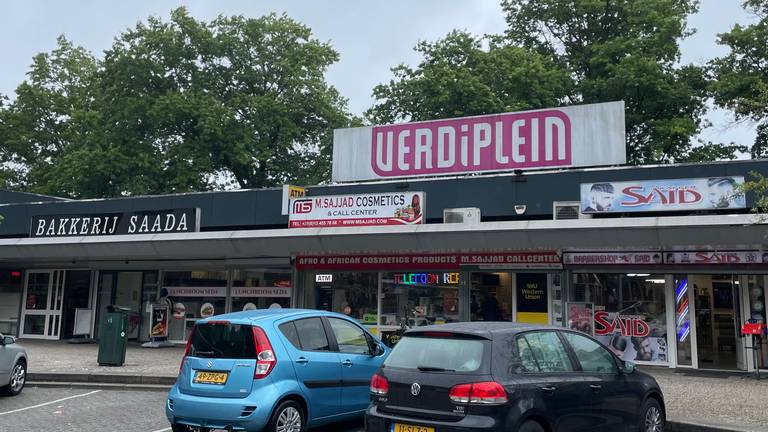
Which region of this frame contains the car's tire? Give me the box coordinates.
[639,398,665,432]
[518,420,545,432]
[267,400,305,432]
[0,360,26,396]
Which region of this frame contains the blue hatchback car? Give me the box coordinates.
[166,309,389,432]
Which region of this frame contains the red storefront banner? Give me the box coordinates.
[295,252,561,271]
[664,251,764,265]
[563,252,662,265]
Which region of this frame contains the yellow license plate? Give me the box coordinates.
[392,423,435,432]
[194,371,228,385]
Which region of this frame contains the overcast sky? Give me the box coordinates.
[0,0,759,150]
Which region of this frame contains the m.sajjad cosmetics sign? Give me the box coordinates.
[31,208,200,238]
[332,101,626,182]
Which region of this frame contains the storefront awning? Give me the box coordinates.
[0,214,763,266]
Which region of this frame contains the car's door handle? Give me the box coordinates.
[342,359,353,367]
[295,357,309,364]
[589,384,602,391]
[540,385,557,393]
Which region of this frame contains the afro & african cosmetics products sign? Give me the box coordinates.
[332,101,626,182]
[289,192,424,228]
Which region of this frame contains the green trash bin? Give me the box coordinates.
[97,305,130,366]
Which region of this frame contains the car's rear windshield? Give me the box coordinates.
[383,335,487,373]
[189,323,256,359]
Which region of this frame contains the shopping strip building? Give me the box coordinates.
[0,101,766,373]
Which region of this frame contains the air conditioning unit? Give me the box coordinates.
[553,201,591,220]
[443,207,481,224]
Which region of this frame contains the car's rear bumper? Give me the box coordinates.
[366,404,505,432]
[166,385,271,432]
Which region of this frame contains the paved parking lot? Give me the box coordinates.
[0,386,363,432]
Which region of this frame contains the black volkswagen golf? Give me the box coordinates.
[366,322,665,432]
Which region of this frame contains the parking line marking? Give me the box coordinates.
[0,390,102,416]
[150,428,171,432]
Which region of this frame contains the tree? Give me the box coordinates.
[0,8,353,198]
[709,0,768,159]
[0,36,109,197]
[501,0,746,164]
[366,30,573,124]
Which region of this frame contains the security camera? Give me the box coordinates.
[514,205,527,215]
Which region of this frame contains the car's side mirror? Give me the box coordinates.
[622,360,636,374]
[369,341,385,357]
[1,336,15,345]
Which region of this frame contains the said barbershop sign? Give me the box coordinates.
[31,208,200,238]
[332,101,626,182]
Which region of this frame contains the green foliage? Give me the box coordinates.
[501,0,730,164]
[368,1,739,164]
[0,8,352,198]
[709,1,768,158]
[739,171,768,216]
[366,31,573,124]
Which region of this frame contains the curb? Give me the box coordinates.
[669,420,768,432]
[27,381,171,392]
[27,372,176,386]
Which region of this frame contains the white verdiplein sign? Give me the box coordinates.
[332,101,626,182]
[289,191,425,228]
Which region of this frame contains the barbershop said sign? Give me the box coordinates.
[31,208,200,238]
[332,102,626,182]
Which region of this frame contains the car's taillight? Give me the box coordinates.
[370,373,389,396]
[449,382,508,405]
[180,326,194,374]
[252,326,276,379]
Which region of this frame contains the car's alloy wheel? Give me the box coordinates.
[644,405,663,432]
[276,406,302,432]
[10,362,25,393]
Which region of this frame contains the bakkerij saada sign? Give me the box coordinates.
[289,192,424,228]
[332,101,626,182]
[580,176,746,214]
[31,208,200,238]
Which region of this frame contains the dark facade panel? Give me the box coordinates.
[0,160,764,238]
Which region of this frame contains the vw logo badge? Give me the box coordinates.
[410,382,421,397]
[207,361,214,368]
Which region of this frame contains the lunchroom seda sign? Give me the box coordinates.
[31,208,200,238]
[332,101,626,182]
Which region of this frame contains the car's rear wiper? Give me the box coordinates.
[193,350,215,357]
[417,365,455,372]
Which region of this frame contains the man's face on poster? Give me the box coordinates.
[708,182,734,208]
[591,189,614,211]
[636,338,653,360]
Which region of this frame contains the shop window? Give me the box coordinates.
[0,270,23,336]
[231,270,292,312]
[163,271,227,341]
[304,272,378,325]
[570,273,668,365]
[746,276,767,369]
[381,272,461,328]
[471,272,512,321]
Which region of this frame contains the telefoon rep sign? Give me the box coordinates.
[332,101,626,182]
